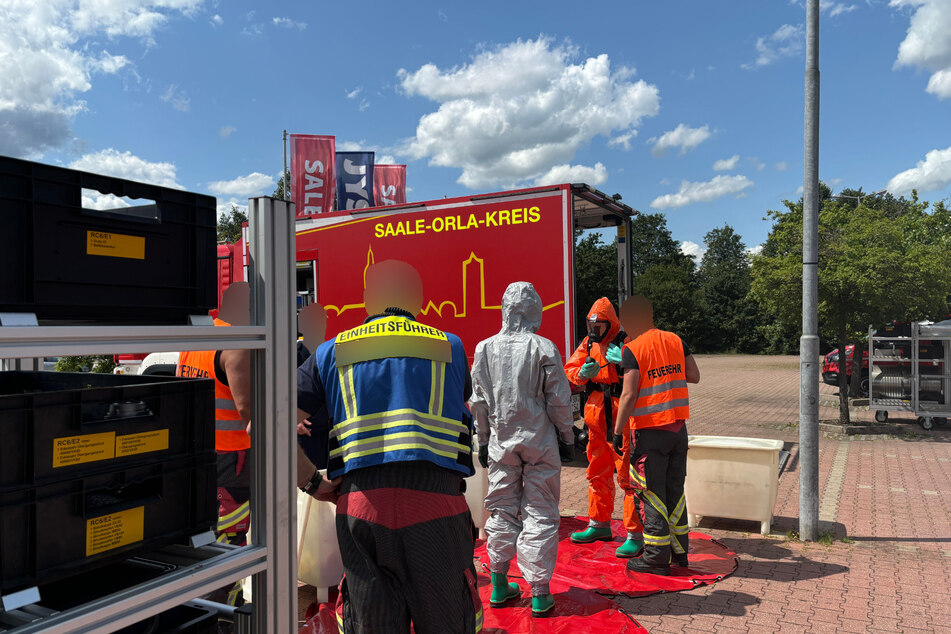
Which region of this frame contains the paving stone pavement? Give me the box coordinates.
[560,354,951,633]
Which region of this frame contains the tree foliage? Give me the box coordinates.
[696,225,761,352]
[574,231,618,340]
[217,204,247,244]
[56,355,116,373]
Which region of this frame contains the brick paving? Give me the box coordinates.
[558,354,951,632]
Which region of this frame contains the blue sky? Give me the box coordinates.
[5,0,951,259]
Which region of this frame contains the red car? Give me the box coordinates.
[822,345,869,396]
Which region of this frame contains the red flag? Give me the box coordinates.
[372,164,407,206]
[290,135,335,218]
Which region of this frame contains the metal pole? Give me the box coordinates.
[283,130,289,202]
[800,0,820,542]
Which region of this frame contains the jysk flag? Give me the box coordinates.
[373,165,407,206]
[290,134,335,218]
[335,152,375,210]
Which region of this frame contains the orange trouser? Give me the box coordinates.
[583,393,643,534]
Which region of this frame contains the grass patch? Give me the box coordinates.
[785,529,800,542]
[817,531,836,546]
[840,535,853,544]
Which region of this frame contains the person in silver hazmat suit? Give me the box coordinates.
[469,282,576,618]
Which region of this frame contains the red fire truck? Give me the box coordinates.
[234,183,633,360]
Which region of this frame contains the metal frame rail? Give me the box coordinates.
[0,197,297,633]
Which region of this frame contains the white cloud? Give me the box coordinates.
[208,172,276,197]
[346,87,362,99]
[438,10,448,22]
[0,1,199,157]
[398,37,660,189]
[609,132,636,151]
[713,155,740,171]
[659,178,671,186]
[70,149,182,208]
[219,125,236,139]
[217,199,248,220]
[533,162,608,187]
[892,0,951,99]
[273,17,307,30]
[747,244,765,257]
[743,24,804,69]
[211,14,223,27]
[359,99,370,112]
[649,124,711,157]
[377,155,397,165]
[161,84,190,111]
[821,1,857,16]
[750,157,766,171]
[887,146,951,194]
[776,161,788,171]
[651,174,754,210]
[680,241,707,261]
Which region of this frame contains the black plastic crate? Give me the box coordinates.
[0,156,217,324]
[0,453,217,592]
[0,371,214,491]
[116,602,218,634]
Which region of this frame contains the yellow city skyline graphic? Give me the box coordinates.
[323,246,565,319]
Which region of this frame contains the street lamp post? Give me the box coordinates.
[830,189,886,206]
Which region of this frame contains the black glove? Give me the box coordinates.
[478,444,489,469]
[612,433,625,457]
[559,440,575,463]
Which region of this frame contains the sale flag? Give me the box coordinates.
[335,152,375,210]
[290,134,335,218]
[373,165,407,206]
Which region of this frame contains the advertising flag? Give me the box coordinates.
[373,165,407,206]
[290,134,335,218]
[335,152,375,210]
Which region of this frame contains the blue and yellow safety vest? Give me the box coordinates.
[315,315,474,479]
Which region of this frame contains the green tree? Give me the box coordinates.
[751,186,951,423]
[56,355,116,373]
[629,212,694,277]
[696,225,757,352]
[632,259,700,344]
[574,232,618,340]
[273,169,291,200]
[217,204,247,244]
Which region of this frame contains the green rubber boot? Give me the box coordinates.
[531,594,555,617]
[615,538,644,559]
[489,573,521,606]
[570,526,613,544]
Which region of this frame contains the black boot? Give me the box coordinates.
[626,557,670,576]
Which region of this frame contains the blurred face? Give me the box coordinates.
[298,303,327,347]
[364,260,424,316]
[219,282,250,326]
[619,295,653,339]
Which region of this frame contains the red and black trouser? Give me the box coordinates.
[335,462,483,634]
[212,449,251,607]
[630,426,689,566]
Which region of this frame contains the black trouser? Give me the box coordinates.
[632,425,689,565]
[336,462,482,634]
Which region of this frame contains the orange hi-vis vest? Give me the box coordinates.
[177,318,250,451]
[625,328,690,429]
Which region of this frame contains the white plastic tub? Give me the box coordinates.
[684,435,784,535]
[297,490,344,601]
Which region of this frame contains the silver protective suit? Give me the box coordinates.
[469,282,575,597]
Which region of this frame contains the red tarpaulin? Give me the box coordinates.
[290,134,335,218]
[373,164,407,206]
[474,516,738,597]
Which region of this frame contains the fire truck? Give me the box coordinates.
[116,183,633,373]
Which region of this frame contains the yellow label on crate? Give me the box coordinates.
[86,506,145,557]
[52,432,117,468]
[115,429,169,457]
[86,230,145,260]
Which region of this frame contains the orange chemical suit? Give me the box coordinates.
[565,298,643,537]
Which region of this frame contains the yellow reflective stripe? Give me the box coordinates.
[218,501,250,527]
[432,361,446,417]
[338,367,353,420]
[643,490,669,521]
[333,408,466,435]
[216,532,230,543]
[670,525,690,536]
[336,611,344,634]
[643,533,670,545]
[335,418,466,443]
[331,430,467,458]
[227,582,242,606]
[347,366,357,415]
[671,538,686,555]
[629,466,647,488]
[669,495,686,525]
[334,441,461,461]
[475,607,484,632]
[429,360,438,415]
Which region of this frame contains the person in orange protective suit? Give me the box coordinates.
[564,297,644,558]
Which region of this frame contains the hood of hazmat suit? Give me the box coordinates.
[468,281,574,596]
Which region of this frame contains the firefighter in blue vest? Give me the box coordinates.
[296,260,482,634]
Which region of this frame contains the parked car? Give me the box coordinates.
[821,345,869,396]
